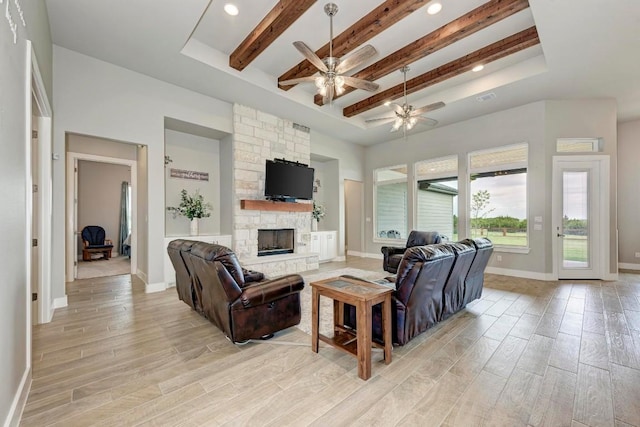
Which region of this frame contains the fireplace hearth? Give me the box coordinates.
[257,228,294,256]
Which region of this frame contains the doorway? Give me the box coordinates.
[344,180,364,256]
[552,156,610,279]
[66,151,137,281]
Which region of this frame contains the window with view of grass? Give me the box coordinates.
[374,165,408,240]
[415,156,458,242]
[468,143,528,247]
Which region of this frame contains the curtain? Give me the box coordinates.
[119,181,131,257]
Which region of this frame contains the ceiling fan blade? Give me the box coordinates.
[293,41,328,73]
[336,45,377,74]
[388,102,404,115]
[412,101,446,116]
[365,116,396,124]
[341,76,379,92]
[278,76,319,86]
[414,116,439,127]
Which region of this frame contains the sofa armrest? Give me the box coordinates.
[380,246,405,256]
[242,268,265,284]
[234,275,304,309]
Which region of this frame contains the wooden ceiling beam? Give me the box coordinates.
[314,0,530,106]
[229,0,317,71]
[343,26,540,117]
[278,0,428,90]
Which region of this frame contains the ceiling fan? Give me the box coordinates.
[366,66,445,136]
[279,3,380,104]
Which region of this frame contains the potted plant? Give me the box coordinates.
[311,201,325,231]
[167,189,212,236]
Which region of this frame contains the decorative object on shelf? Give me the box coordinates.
[170,168,209,181]
[312,201,325,231]
[167,189,212,236]
[190,219,199,236]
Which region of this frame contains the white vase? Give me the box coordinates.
[190,218,199,236]
[311,218,318,231]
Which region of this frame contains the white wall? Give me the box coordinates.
[164,129,220,236]
[364,100,618,277]
[52,46,233,293]
[618,119,640,268]
[0,1,52,424]
[310,131,365,257]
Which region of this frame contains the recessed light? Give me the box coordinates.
[224,3,239,16]
[472,64,484,72]
[427,2,442,15]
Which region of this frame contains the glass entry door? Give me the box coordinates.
[553,158,605,279]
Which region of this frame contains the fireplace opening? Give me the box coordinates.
[257,228,294,256]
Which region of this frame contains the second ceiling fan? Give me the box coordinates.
[367,66,445,136]
[279,3,380,104]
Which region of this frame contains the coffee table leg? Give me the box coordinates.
[311,287,320,353]
[382,295,392,364]
[356,300,372,380]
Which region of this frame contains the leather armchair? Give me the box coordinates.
[186,242,304,343]
[381,230,442,273]
[167,239,199,311]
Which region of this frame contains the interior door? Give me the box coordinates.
[73,157,79,279]
[31,123,39,324]
[553,157,606,279]
[344,180,364,255]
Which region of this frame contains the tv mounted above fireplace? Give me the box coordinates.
[264,158,314,201]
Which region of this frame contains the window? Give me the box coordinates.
[557,138,601,153]
[374,165,408,240]
[415,156,458,241]
[469,143,528,247]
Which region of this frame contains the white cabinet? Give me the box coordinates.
[164,235,232,286]
[310,231,337,262]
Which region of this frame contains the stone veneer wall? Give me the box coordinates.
[232,104,318,276]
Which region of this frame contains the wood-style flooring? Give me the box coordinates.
[22,257,640,426]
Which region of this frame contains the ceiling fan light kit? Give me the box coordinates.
[279,3,379,104]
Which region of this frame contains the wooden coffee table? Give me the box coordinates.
[310,276,393,380]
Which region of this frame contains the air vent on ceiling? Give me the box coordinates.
[293,123,310,133]
[476,92,497,102]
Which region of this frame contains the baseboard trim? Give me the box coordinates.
[136,269,148,284]
[359,252,383,260]
[4,368,31,427]
[485,266,554,281]
[52,296,67,309]
[619,262,640,271]
[145,282,167,293]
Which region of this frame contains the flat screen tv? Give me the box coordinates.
[264,159,314,201]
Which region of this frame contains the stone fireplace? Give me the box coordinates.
[231,104,318,276]
[257,228,294,256]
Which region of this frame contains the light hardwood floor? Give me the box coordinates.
[22,258,640,426]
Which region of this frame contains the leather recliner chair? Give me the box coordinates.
[167,239,199,311]
[381,230,442,274]
[185,242,304,343]
[440,241,477,320]
[345,243,456,345]
[460,237,494,305]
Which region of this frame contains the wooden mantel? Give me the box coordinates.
[240,199,312,212]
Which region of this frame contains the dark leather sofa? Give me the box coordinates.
[345,238,493,345]
[167,240,304,343]
[381,230,442,274]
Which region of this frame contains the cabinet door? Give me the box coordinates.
[310,233,321,254]
[325,232,337,260]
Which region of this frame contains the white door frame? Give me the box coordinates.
[27,42,53,326]
[66,152,138,281]
[551,155,610,280]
